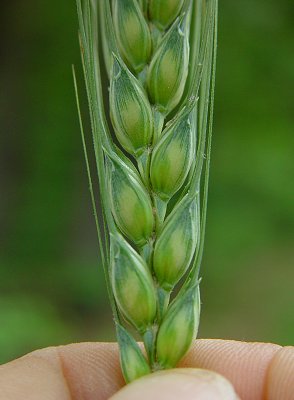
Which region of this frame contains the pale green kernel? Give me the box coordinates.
[118,186,137,222]
[120,100,142,140]
[158,49,179,98]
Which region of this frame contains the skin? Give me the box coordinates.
[0,340,293,400]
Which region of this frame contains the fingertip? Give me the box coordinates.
[266,346,294,400]
[110,368,239,400]
[181,339,281,399]
[57,342,124,399]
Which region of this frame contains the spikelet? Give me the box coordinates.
[156,285,201,368]
[116,323,150,383]
[111,234,157,332]
[150,107,196,201]
[110,55,153,157]
[147,14,190,114]
[149,0,185,30]
[112,0,151,73]
[105,151,154,247]
[153,195,198,291]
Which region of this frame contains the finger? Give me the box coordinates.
[0,342,124,400]
[181,340,294,400]
[266,346,294,400]
[180,339,282,400]
[57,342,124,400]
[109,369,240,400]
[0,347,71,400]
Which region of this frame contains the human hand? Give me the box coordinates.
[0,340,293,400]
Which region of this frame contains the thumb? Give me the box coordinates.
[110,368,240,400]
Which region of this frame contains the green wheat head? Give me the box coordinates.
[73,0,218,383]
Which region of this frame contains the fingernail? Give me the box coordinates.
[110,368,240,400]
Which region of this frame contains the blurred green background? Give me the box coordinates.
[1,1,293,364]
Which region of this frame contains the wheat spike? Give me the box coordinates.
[75,0,218,382]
